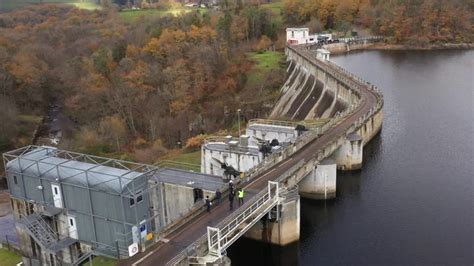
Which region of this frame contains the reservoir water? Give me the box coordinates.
[228,49,474,265]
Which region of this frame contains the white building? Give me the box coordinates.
[316,49,330,61]
[245,119,299,146]
[286,28,333,46]
[286,28,310,45]
[201,136,263,178]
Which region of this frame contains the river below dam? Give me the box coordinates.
[227,49,473,265]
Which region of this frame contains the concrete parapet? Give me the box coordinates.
[298,159,337,199]
[243,189,300,246]
[358,110,384,145]
[334,133,363,170]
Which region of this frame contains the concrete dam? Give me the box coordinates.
[136,45,384,265]
[3,44,383,266]
[270,59,349,120]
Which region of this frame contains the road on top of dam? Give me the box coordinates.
[119,49,379,266]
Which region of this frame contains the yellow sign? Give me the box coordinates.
[146,233,153,241]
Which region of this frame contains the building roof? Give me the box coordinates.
[4,146,156,194]
[248,123,296,134]
[286,28,309,31]
[154,168,225,192]
[204,142,260,155]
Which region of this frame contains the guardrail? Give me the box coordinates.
[248,118,329,129]
[338,36,384,44]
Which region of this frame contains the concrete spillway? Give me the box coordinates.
[270,56,350,121]
[286,75,315,118]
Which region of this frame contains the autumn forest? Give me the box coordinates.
[0,0,472,164]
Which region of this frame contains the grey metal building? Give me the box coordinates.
[4,146,158,264]
[3,145,227,265]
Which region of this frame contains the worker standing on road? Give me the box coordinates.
[238,188,244,206]
[215,189,222,205]
[205,196,212,213]
[229,190,235,210]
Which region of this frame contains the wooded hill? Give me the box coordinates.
[0,4,285,161]
[283,0,473,44]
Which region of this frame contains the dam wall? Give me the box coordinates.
[168,45,384,264]
[270,50,360,122]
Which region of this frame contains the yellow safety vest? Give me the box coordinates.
[238,190,244,198]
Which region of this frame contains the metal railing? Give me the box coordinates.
[338,35,384,43]
[248,118,329,129]
[168,181,282,265]
[207,181,280,257]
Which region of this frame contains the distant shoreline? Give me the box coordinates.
[368,42,474,51]
[326,42,473,54]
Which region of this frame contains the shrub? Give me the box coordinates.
[185,134,208,150]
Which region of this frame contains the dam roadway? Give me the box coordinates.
[120,46,380,266]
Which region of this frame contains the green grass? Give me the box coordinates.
[246,51,285,86]
[0,0,100,12]
[0,248,22,266]
[119,8,207,22]
[261,0,283,25]
[162,150,201,166]
[157,150,201,172]
[69,2,100,10]
[18,114,42,124]
[91,256,117,266]
[261,0,283,13]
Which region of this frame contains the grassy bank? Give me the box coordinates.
[119,8,207,22]
[91,256,117,266]
[261,0,283,25]
[246,51,285,87]
[0,0,100,12]
[0,248,22,266]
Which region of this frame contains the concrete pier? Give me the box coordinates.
[334,133,363,170]
[298,159,337,199]
[244,189,300,246]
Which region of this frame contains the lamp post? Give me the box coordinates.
[237,109,241,142]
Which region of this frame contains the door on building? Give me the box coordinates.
[68,216,78,239]
[193,188,203,203]
[51,184,63,208]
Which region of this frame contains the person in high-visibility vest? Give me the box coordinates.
[238,188,244,206]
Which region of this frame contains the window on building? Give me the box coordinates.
[69,218,74,226]
[137,194,143,203]
[13,176,18,185]
[291,31,294,38]
[129,197,135,206]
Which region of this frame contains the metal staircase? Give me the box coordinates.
[20,212,77,253]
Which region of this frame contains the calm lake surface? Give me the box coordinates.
[228,49,474,265]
